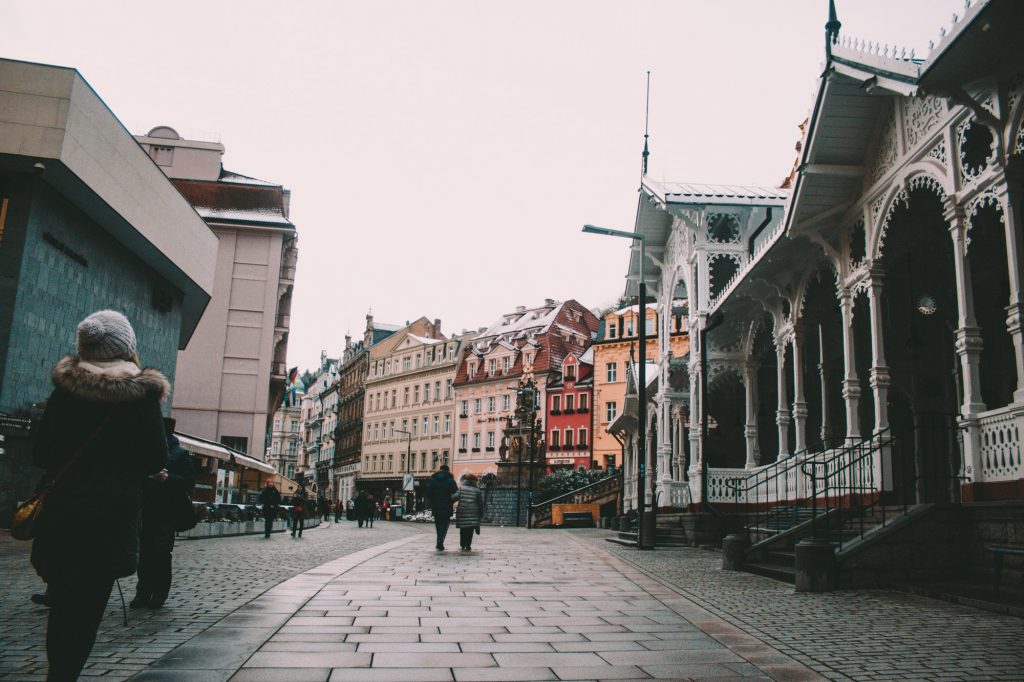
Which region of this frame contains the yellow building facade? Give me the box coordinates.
[592,304,688,469]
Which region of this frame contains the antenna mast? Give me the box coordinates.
[642,71,651,178]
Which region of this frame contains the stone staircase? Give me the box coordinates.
[606,513,689,549]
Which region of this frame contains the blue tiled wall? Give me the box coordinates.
[0,181,183,414]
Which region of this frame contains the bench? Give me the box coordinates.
[562,511,595,528]
[988,546,1024,594]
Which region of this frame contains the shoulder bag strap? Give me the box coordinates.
[45,414,114,489]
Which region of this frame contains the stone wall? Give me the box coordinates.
[482,487,531,527]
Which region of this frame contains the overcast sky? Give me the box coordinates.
[4,0,964,372]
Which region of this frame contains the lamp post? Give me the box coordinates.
[395,429,413,514]
[583,224,652,549]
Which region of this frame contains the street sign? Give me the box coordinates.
[403,472,415,492]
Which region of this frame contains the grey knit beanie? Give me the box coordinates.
[77,310,137,362]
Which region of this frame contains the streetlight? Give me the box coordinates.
[395,429,413,515]
[582,224,653,550]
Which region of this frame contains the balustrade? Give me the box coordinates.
[977,406,1024,482]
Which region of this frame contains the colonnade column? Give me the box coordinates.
[791,328,808,453]
[866,270,891,434]
[743,361,760,469]
[998,172,1024,402]
[946,203,985,483]
[775,342,791,459]
[839,288,861,443]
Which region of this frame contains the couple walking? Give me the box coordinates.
[426,465,483,551]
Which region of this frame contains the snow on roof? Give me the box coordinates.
[579,346,594,364]
[612,303,659,316]
[632,362,660,389]
[194,206,293,226]
[374,322,403,332]
[407,334,442,345]
[219,170,281,187]
[645,180,789,206]
[478,302,563,338]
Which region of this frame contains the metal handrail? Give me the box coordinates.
[529,471,623,509]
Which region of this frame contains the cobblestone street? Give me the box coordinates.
[0,520,423,680]
[575,531,1024,681]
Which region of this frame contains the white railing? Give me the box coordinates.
[661,480,692,507]
[978,406,1024,483]
[706,467,746,502]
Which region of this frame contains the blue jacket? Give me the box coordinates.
[427,471,458,517]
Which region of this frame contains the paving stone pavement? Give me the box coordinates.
[133,527,821,682]
[0,520,422,681]
[575,530,1024,682]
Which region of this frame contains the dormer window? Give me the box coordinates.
[502,357,510,373]
[488,359,496,376]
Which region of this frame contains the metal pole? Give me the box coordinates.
[638,238,650,549]
[526,384,537,529]
[516,414,523,527]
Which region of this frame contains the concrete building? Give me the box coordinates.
[301,352,337,494]
[593,303,689,471]
[452,300,599,479]
[332,315,400,505]
[360,318,469,505]
[0,59,219,521]
[135,126,298,457]
[0,61,217,414]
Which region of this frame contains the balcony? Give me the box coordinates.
[549,445,561,451]
[459,413,468,419]
[458,448,467,453]
[550,409,562,416]
[471,447,480,453]
[578,407,589,414]
[485,447,495,452]
[564,408,576,414]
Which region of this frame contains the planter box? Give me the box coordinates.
[177,519,288,540]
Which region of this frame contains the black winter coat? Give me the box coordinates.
[31,356,169,584]
[427,471,458,517]
[140,434,196,541]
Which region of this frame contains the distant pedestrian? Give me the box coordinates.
[292,484,307,538]
[31,310,169,681]
[455,473,484,551]
[334,499,342,523]
[367,495,376,528]
[132,418,196,609]
[355,490,370,528]
[427,464,458,550]
[260,482,281,538]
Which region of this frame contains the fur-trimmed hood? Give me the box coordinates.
[52,356,170,404]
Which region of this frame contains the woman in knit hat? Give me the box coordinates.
[31,310,169,681]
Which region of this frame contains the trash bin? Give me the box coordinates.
[393,505,403,520]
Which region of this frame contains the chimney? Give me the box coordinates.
[544,298,555,306]
[434,319,442,338]
[515,305,526,314]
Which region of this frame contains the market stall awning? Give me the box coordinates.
[176,432,277,475]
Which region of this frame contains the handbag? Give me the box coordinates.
[170,489,198,532]
[11,416,111,541]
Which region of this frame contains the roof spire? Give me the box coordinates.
[825,0,842,60]
[641,71,651,178]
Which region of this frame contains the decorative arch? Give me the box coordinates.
[872,167,951,261]
[793,259,841,325]
[966,189,1005,250]
[707,252,743,303]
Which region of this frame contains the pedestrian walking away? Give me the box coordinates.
[291,484,307,537]
[333,499,342,523]
[260,481,281,538]
[427,464,458,550]
[367,494,376,528]
[132,417,196,609]
[354,490,369,528]
[455,472,484,551]
[30,310,169,681]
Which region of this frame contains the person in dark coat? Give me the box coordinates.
[291,484,307,537]
[131,418,196,608]
[354,490,369,527]
[427,465,458,550]
[455,472,484,551]
[366,494,376,528]
[260,482,281,538]
[31,310,169,682]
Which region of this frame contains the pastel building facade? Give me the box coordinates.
[135,127,298,457]
[544,349,595,471]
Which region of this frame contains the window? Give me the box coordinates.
[414,386,420,403]
[288,441,297,455]
[291,421,299,432]
[503,357,510,373]
[565,394,575,411]
[403,357,411,371]
[626,320,634,336]
[390,420,396,437]
[564,429,574,447]
[550,430,560,446]
[551,395,561,412]
[446,380,453,399]
[433,415,440,434]
[221,436,248,454]
[487,432,495,448]
[415,354,421,368]
[435,381,441,401]
[488,359,496,376]
[487,396,495,412]
[404,387,410,405]
[422,416,428,434]
[608,323,617,339]
[461,400,469,415]
[474,398,482,414]
[391,389,397,408]
[150,145,174,166]
[424,383,431,402]
[388,454,393,471]
[412,420,418,436]
[444,414,451,433]
[473,433,481,449]
[274,419,282,430]
[564,364,575,381]
[606,362,618,382]
[579,393,589,410]
[646,317,655,335]
[579,428,588,446]
[503,395,510,411]
[402,418,408,434]
[606,401,617,422]
[421,452,427,470]
[460,433,467,449]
